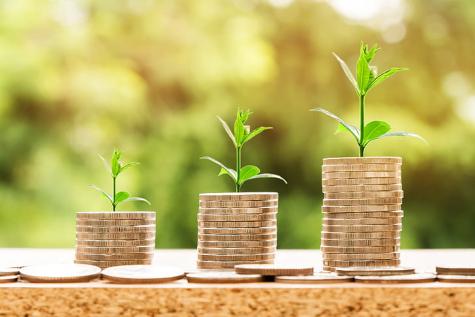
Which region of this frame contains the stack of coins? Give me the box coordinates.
[197,193,278,269]
[75,212,156,269]
[321,157,403,271]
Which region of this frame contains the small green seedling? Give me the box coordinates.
[90,149,151,211]
[201,109,287,192]
[311,42,425,156]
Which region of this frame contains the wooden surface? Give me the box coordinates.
[0,249,474,316]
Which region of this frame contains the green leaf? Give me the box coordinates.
[111,149,121,177]
[362,121,391,146]
[242,126,272,145]
[366,67,408,92]
[363,43,379,63]
[217,116,237,147]
[356,44,371,94]
[98,154,112,176]
[333,53,359,94]
[334,123,347,134]
[120,161,139,173]
[122,197,152,205]
[200,156,237,181]
[89,184,113,204]
[310,108,360,141]
[247,173,288,184]
[114,191,130,204]
[218,167,238,180]
[377,131,428,143]
[238,165,261,185]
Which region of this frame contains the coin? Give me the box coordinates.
[437,275,475,283]
[322,184,402,193]
[321,238,400,247]
[0,275,19,283]
[336,266,416,276]
[323,197,403,206]
[0,267,20,276]
[322,211,403,218]
[322,177,401,186]
[186,271,264,283]
[199,207,278,215]
[197,259,273,269]
[76,232,155,240]
[199,192,278,201]
[76,245,155,254]
[275,272,353,284]
[322,252,399,261]
[20,264,101,283]
[198,226,276,235]
[354,273,435,284]
[76,219,155,226]
[199,200,278,208]
[320,246,400,254]
[75,225,155,233]
[198,239,277,248]
[198,247,275,255]
[198,253,275,262]
[76,212,155,220]
[322,224,402,233]
[235,264,314,276]
[75,238,155,247]
[436,266,475,275]
[323,157,402,164]
[321,231,400,239]
[324,190,404,200]
[75,252,154,261]
[322,164,401,172]
[322,205,401,213]
[323,259,400,268]
[322,171,401,179]
[198,220,276,228]
[101,265,184,284]
[74,259,151,268]
[198,233,277,241]
[322,217,402,225]
[197,213,277,222]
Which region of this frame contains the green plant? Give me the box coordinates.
[311,42,425,156]
[201,109,287,192]
[90,149,151,211]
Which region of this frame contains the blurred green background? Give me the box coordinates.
[0,0,474,249]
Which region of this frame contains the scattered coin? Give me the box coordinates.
[320,246,399,254]
[323,157,402,165]
[322,205,401,213]
[322,184,402,193]
[101,265,184,284]
[186,271,263,283]
[0,275,19,283]
[75,225,155,233]
[198,239,277,248]
[198,233,277,241]
[322,217,402,226]
[321,231,400,239]
[20,264,101,283]
[322,164,401,172]
[336,266,415,276]
[322,177,401,186]
[198,220,277,228]
[199,193,278,201]
[199,200,278,208]
[275,272,353,284]
[199,207,278,215]
[76,219,155,226]
[76,212,156,220]
[197,213,277,222]
[322,211,403,219]
[322,171,401,179]
[322,224,402,233]
[234,264,314,276]
[198,226,276,235]
[437,275,475,283]
[321,238,400,247]
[197,259,273,269]
[198,247,275,255]
[436,265,475,276]
[323,197,403,206]
[355,273,436,284]
[323,259,400,268]
[198,253,275,262]
[75,252,154,261]
[324,190,404,200]
[76,232,155,240]
[0,267,20,276]
[75,238,155,247]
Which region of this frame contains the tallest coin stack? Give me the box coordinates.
[320,157,403,271]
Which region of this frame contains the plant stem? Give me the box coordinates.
[235,146,241,192]
[359,94,366,157]
[112,176,117,211]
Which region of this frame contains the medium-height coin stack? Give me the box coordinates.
[75,212,156,269]
[321,157,403,271]
[197,193,278,269]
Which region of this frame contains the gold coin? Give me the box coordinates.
[323,171,401,179]
[198,239,277,248]
[198,207,277,215]
[186,272,264,283]
[102,265,185,284]
[321,231,400,239]
[197,246,275,255]
[199,192,278,201]
[75,245,155,254]
[436,266,475,276]
[322,164,401,172]
[20,264,101,283]
[75,225,155,233]
[323,197,403,206]
[76,219,155,226]
[320,246,399,254]
[0,275,18,283]
[198,220,276,228]
[437,275,475,283]
[322,184,402,193]
[197,213,277,222]
[355,273,435,284]
[275,273,353,284]
[321,238,400,247]
[0,267,20,277]
[324,190,404,200]
[322,224,402,233]
[75,252,154,261]
[198,253,275,262]
[76,232,155,240]
[198,227,276,235]
[197,259,274,269]
[322,211,403,218]
[323,157,402,165]
[322,177,401,186]
[323,259,401,268]
[74,259,151,268]
[75,238,155,247]
[198,233,277,241]
[322,217,402,225]
[235,264,314,276]
[322,252,400,261]
[336,266,415,276]
[322,205,401,213]
[199,200,278,208]
[76,212,155,220]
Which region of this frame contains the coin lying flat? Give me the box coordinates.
[323,259,400,268]
[197,259,273,269]
[20,264,101,283]
[322,205,401,213]
[75,238,156,247]
[322,164,401,172]
[75,225,155,233]
[437,275,475,283]
[322,177,401,186]
[336,266,415,276]
[323,171,401,179]
[0,275,19,283]
[235,264,314,276]
[101,265,184,284]
[321,238,400,247]
[198,239,277,248]
[76,245,155,254]
[0,267,20,276]
[76,219,156,226]
[322,224,402,233]
[197,213,277,222]
[322,184,402,193]
[323,253,399,261]
[75,252,154,261]
[199,193,278,201]
[323,197,403,206]
[324,190,404,200]
[76,232,155,240]
[320,246,400,254]
[322,211,403,219]
[275,272,353,284]
[323,157,402,165]
[198,220,277,228]
[322,217,402,226]
[198,227,276,235]
[186,271,263,283]
[321,231,400,239]
[198,247,275,255]
[354,273,435,284]
[76,212,156,220]
[199,207,278,215]
[198,253,275,262]
[198,233,277,241]
[436,265,475,276]
[74,259,151,268]
[199,200,278,208]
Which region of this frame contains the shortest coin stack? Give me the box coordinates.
[197,193,278,269]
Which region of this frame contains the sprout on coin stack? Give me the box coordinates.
[311,42,426,272]
[198,109,287,269]
[74,149,155,269]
